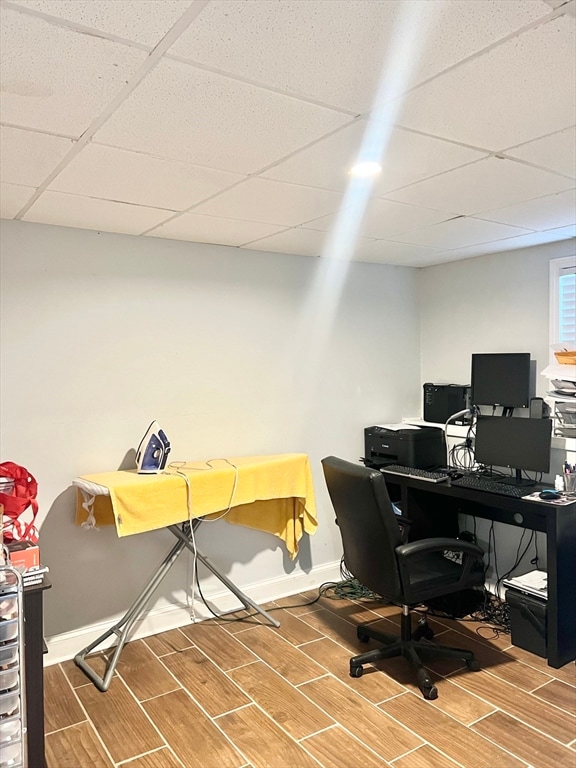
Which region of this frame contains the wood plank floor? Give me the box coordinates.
[45,591,576,768]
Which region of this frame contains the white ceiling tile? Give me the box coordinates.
[305,197,454,240]
[262,120,369,190]
[50,144,245,211]
[479,189,576,230]
[0,182,36,218]
[169,0,549,113]
[1,0,572,262]
[505,127,576,178]
[350,239,444,267]
[94,59,350,175]
[0,8,147,136]
[192,178,343,227]
[9,1,194,47]
[245,226,375,258]
[263,121,487,193]
[543,224,576,238]
[22,191,173,234]
[389,216,534,249]
[169,0,399,112]
[0,126,73,187]
[502,224,576,245]
[145,213,285,246]
[387,157,574,215]
[245,227,327,257]
[432,226,576,260]
[396,15,576,149]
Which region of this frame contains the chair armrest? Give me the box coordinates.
[396,537,485,604]
[397,538,483,559]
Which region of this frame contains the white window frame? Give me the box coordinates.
[549,255,576,360]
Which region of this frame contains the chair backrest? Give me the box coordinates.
[321,456,404,603]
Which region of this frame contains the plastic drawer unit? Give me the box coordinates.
[0,565,25,768]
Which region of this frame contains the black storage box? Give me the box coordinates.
[506,589,547,658]
[423,383,470,424]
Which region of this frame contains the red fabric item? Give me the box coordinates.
[0,461,39,543]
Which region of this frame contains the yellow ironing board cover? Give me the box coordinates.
[75,453,317,559]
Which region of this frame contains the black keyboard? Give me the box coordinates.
[450,475,531,498]
[382,465,448,483]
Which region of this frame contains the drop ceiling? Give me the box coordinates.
[0,0,575,267]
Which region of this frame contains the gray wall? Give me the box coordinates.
[0,220,421,639]
[2,219,573,640]
[417,238,576,579]
[418,239,576,397]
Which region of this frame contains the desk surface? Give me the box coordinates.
[389,474,573,533]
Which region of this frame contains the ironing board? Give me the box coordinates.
[73,453,317,691]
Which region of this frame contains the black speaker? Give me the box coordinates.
[529,397,550,419]
[423,383,470,424]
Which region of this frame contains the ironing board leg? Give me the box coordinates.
[74,538,186,691]
[75,520,281,691]
[168,524,281,628]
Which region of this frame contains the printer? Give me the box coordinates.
[363,425,445,469]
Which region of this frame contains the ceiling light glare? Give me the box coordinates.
[349,161,382,178]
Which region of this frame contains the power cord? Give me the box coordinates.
[459,524,539,636]
[193,556,384,624]
[162,458,240,621]
[445,407,477,469]
[330,556,381,600]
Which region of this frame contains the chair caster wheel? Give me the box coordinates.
[350,665,363,678]
[423,685,438,700]
[466,659,480,671]
[357,628,370,643]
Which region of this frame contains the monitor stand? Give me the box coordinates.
[499,469,536,487]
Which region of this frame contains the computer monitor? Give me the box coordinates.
[474,415,552,485]
[470,353,531,408]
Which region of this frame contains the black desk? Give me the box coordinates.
[383,474,576,669]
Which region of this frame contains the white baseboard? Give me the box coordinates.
[45,561,342,665]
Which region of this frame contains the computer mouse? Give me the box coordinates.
[539,489,561,500]
[448,472,464,480]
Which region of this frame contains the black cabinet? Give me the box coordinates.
[24,577,51,768]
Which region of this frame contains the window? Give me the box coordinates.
[550,256,576,347]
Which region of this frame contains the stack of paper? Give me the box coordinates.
[541,351,576,438]
[503,570,547,599]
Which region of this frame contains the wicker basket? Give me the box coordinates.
[554,350,576,365]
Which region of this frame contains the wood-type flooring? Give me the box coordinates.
[44,591,576,768]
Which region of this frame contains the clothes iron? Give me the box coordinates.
[135,421,171,474]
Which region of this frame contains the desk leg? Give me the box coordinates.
[74,538,186,691]
[547,509,576,668]
[168,524,280,628]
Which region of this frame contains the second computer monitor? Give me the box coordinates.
[471,353,531,408]
[474,415,552,475]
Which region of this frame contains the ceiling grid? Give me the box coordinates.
[0,0,574,266]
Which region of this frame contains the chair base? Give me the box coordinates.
[350,617,480,700]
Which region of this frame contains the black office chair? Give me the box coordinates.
[321,456,485,700]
